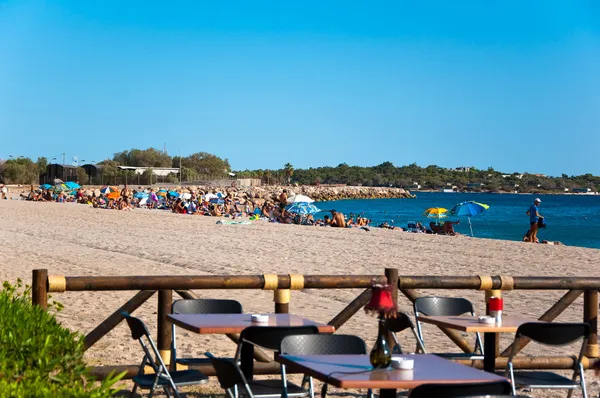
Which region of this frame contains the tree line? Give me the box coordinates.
[0,148,231,185]
[235,162,600,193]
[1,150,598,193]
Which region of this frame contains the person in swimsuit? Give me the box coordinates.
[121,184,130,206]
[330,210,346,228]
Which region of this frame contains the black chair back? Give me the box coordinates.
[414,297,474,316]
[172,298,242,314]
[516,322,590,346]
[241,326,320,351]
[280,334,366,356]
[208,354,245,390]
[408,381,512,398]
[122,311,148,340]
[386,312,416,333]
[239,326,319,380]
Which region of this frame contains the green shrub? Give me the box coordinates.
[0,280,124,397]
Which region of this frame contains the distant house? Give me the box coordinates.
[572,188,592,194]
[81,164,103,184]
[453,166,472,173]
[466,183,484,189]
[40,164,78,184]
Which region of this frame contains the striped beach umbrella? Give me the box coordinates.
[100,186,119,194]
[423,207,448,225]
[286,202,321,215]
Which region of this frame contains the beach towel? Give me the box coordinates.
[216,220,252,225]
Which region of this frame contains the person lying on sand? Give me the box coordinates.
[541,240,563,245]
[430,220,460,235]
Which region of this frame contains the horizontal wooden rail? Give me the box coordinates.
[398,276,600,290]
[55,275,386,291]
[44,273,600,293]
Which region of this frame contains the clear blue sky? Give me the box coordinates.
[1,1,599,176]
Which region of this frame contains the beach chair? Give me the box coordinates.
[209,326,319,398]
[408,380,512,398]
[413,297,484,361]
[171,298,243,367]
[122,312,208,398]
[280,334,372,398]
[406,221,418,232]
[385,312,426,354]
[505,322,589,397]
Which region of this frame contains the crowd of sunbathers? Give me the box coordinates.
[20,184,462,235]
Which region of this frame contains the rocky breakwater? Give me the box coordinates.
[234,185,414,203]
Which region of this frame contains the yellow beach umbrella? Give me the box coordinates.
[423,207,448,225]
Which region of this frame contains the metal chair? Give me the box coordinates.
[505,322,590,398]
[171,298,243,366]
[122,312,208,398]
[210,326,320,398]
[408,380,512,397]
[413,297,484,360]
[280,334,371,398]
[386,312,426,354]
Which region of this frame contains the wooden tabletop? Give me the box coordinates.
[417,315,536,333]
[167,313,335,334]
[277,354,506,389]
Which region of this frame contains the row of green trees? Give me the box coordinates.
[2,150,598,192]
[0,148,232,185]
[235,162,600,193]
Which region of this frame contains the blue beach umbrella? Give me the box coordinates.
[40,184,52,190]
[168,191,179,198]
[286,202,321,215]
[64,181,81,189]
[451,201,490,236]
[134,192,148,199]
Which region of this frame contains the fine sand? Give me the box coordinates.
[1,199,599,397]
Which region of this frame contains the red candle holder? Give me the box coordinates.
[489,297,503,312]
[365,282,397,318]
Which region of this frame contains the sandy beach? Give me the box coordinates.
[2,199,599,397]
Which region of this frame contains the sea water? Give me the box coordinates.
[318,192,600,249]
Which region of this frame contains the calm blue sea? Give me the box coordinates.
[319,192,600,249]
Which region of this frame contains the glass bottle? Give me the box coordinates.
[370,315,392,368]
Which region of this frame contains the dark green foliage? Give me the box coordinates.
[235,162,600,192]
[0,280,123,397]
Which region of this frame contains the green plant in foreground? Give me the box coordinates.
[0,279,124,397]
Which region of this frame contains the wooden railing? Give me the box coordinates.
[31,269,599,379]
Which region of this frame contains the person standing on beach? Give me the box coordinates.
[526,198,543,243]
[1,184,7,200]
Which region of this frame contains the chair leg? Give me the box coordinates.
[226,388,237,398]
[367,389,373,398]
[130,383,138,398]
[308,376,315,398]
[579,363,588,398]
[321,383,328,398]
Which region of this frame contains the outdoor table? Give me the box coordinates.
[417,315,535,372]
[167,313,335,334]
[276,354,507,398]
[167,313,335,375]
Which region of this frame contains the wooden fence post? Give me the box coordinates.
[274,290,290,314]
[584,290,598,358]
[32,269,48,310]
[385,268,399,348]
[157,289,173,365]
[485,289,502,370]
